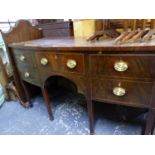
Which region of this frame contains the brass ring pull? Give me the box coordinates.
[114,60,128,72]
[41,58,48,66]
[66,59,77,69]
[24,72,30,78]
[20,55,25,61]
[113,86,126,97]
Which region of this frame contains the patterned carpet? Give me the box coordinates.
[0,90,146,135]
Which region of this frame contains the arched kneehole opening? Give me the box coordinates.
[43,75,86,107]
[44,76,78,97]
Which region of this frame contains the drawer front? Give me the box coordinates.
[19,67,41,86]
[13,50,37,69]
[59,53,85,74]
[92,78,152,107]
[35,52,58,72]
[90,55,155,79]
[36,52,85,76]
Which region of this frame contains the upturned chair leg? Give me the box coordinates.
[7,81,30,108]
[41,86,54,121]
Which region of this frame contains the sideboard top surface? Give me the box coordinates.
[8,37,155,52]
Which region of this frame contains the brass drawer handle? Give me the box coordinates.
[24,72,30,78]
[41,58,48,66]
[114,61,128,72]
[113,86,126,97]
[66,59,77,69]
[19,55,25,61]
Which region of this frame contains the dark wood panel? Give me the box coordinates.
[90,54,155,79]
[38,21,73,29]
[37,21,73,37]
[42,29,73,37]
[92,78,153,108]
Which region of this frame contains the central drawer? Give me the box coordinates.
[90,54,155,79]
[35,52,85,78]
[92,78,153,107]
[59,53,85,74]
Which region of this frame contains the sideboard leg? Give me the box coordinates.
[144,109,155,135]
[41,86,54,121]
[86,95,95,135]
[21,80,32,107]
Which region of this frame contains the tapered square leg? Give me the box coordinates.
[144,109,155,135]
[86,95,95,135]
[21,80,32,107]
[41,86,54,121]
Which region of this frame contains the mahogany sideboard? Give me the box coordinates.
[2,20,155,135]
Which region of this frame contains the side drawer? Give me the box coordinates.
[19,67,41,86]
[90,54,155,79]
[92,78,153,108]
[13,50,37,69]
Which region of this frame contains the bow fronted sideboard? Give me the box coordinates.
[2,20,155,134]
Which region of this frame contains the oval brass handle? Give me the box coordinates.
[113,86,126,97]
[66,59,77,69]
[24,72,30,78]
[19,55,25,61]
[41,58,48,66]
[114,61,128,72]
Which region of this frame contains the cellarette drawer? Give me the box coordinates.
[92,78,153,108]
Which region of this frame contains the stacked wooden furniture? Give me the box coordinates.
[37,20,73,37]
[106,19,155,30]
[1,20,155,135]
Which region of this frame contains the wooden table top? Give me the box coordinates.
[8,37,155,52]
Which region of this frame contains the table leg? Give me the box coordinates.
[41,86,54,121]
[86,94,95,135]
[21,80,32,107]
[144,109,155,135]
